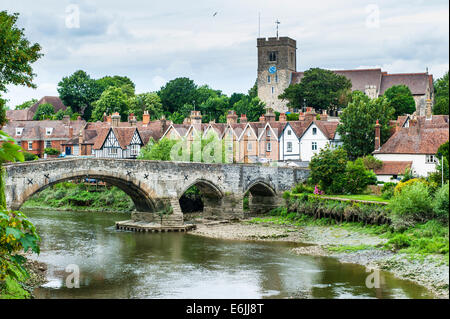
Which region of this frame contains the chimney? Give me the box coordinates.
[264,108,275,122]
[63,115,70,125]
[279,113,287,122]
[408,116,420,135]
[190,110,202,125]
[106,114,112,124]
[69,126,73,138]
[111,112,120,127]
[299,112,305,121]
[321,110,328,122]
[240,114,247,124]
[374,120,381,151]
[426,99,432,120]
[226,110,238,124]
[304,108,316,122]
[209,119,216,124]
[128,113,137,126]
[103,113,108,122]
[77,116,81,121]
[259,114,266,123]
[78,129,84,145]
[142,110,150,125]
[160,115,168,135]
[183,117,191,125]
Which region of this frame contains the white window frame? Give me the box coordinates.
[15,128,23,136]
[46,128,53,135]
[287,142,292,152]
[312,141,317,151]
[247,130,251,137]
[426,155,438,164]
[130,144,139,156]
[267,129,271,137]
[287,130,291,136]
[45,140,52,148]
[247,143,252,151]
[312,127,317,135]
[266,142,272,152]
[28,141,33,150]
[109,147,118,155]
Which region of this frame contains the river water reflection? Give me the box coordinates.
[24,209,433,299]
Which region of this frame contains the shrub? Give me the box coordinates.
[381,182,396,199]
[362,155,383,170]
[292,183,314,194]
[342,158,378,194]
[389,182,433,229]
[44,147,60,155]
[433,183,449,223]
[394,178,427,194]
[400,167,414,182]
[23,151,38,161]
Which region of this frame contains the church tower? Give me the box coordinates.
[257,37,297,113]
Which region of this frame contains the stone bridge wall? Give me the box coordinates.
[3,158,309,223]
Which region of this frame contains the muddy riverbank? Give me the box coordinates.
[189,219,449,299]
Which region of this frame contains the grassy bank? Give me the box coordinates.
[22,182,135,213]
[248,209,449,264]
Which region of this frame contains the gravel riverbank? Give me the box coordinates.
[190,219,449,299]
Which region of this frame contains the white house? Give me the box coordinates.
[298,120,342,162]
[279,122,305,161]
[373,115,449,180]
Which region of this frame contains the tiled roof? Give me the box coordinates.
[92,128,110,150]
[6,109,32,121]
[286,120,312,138]
[113,127,139,149]
[2,119,85,141]
[29,96,67,114]
[315,121,340,140]
[379,73,432,95]
[374,125,449,155]
[374,161,412,175]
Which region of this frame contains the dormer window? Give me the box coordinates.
[46,128,53,135]
[15,128,24,136]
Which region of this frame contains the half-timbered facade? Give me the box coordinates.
[93,127,143,159]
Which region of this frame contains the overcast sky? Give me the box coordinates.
[1,0,449,107]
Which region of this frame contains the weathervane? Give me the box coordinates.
[275,19,280,38]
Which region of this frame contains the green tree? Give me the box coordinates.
[232,96,265,122]
[96,75,135,98]
[248,80,257,98]
[337,91,395,159]
[229,93,245,108]
[57,70,102,120]
[383,85,416,117]
[138,138,178,161]
[14,99,37,110]
[433,71,449,115]
[308,146,348,194]
[0,11,42,93]
[342,158,378,194]
[32,102,54,120]
[279,68,352,111]
[91,87,130,122]
[129,92,163,121]
[199,95,229,123]
[158,77,198,113]
[437,141,449,163]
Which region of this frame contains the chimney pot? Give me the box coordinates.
[374,120,381,150]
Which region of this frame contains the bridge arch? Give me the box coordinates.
[14,170,157,212]
[244,179,279,215]
[178,178,224,216]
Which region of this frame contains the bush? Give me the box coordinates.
[292,183,314,194]
[394,178,427,194]
[433,183,449,223]
[381,182,396,199]
[23,151,38,161]
[389,182,433,229]
[342,158,378,194]
[44,148,60,155]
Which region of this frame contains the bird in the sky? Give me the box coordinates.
[213,12,218,17]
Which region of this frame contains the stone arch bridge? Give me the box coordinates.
[3,158,309,225]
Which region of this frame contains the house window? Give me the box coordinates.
[312,127,317,135]
[45,141,51,148]
[312,142,317,151]
[46,128,53,135]
[271,87,274,94]
[73,145,79,156]
[426,155,438,164]
[15,128,23,136]
[130,144,139,156]
[109,148,118,155]
[247,143,252,151]
[28,141,33,150]
[269,51,277,62]
[287,130,291,136]
[287,142,292,152]
[247,130,251,137]
[267,142,272,152]
[267,129,271,137]
[275,74,278,83]
[267,75,271,83]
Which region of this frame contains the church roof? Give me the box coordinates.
[380,73,432,95]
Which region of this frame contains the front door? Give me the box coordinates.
[65,146,71,155]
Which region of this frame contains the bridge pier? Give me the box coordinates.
[202,194,244,220]
[248,193,283,215]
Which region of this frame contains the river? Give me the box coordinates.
[23,209,434,299]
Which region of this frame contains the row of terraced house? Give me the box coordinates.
[2,96,448,183]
